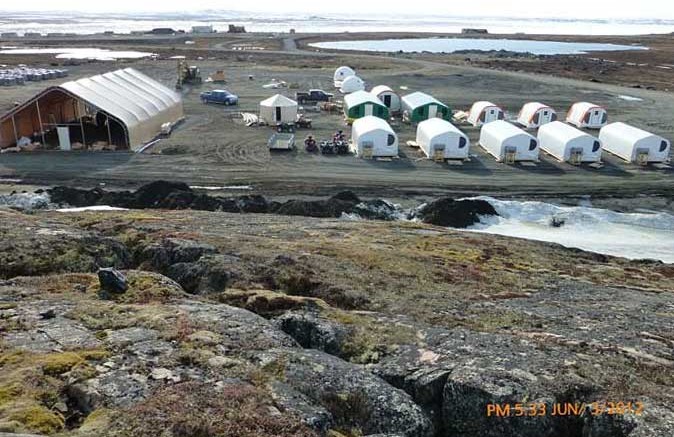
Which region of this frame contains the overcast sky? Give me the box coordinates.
[1,0,672,19]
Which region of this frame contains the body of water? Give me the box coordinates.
[0,47,156,60]
[310,38,648,55]
[468,197,674,263]
[0,12,674,36]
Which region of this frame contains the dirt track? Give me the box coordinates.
[0,33,673,200]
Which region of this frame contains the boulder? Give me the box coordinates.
[274,192,362,218]
[411,197,498,228]
[275,311,349,356]
[165,254,237,294]
[48,186,105,207]
[268,380,334,432]
[352,199,401,221]
[130,181,192,208]
[98,268,128,293]
[137,238,217,271]
[331,191,361,204]
[254,348,433,437]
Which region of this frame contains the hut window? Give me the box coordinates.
[458,137,467,148]
[583,112,591,123]
[601,112,607,124]
[533,113,540,124]
[551,113,558,121]
[479,111,486,122]
[529,139,537,151]
[387,134,395,146]
[419,106,426,116]
[592,141,601,152]
[497,111,504,120]
[660,141,669,152]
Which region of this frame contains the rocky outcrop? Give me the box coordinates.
[411,197,498,228]
[48,181,270,213]
[272,191,362,218]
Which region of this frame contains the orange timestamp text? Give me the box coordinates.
[486,401,644,417]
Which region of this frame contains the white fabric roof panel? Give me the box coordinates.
[401,92,445,110]
[344,90,383,108]
[261,94,298,107]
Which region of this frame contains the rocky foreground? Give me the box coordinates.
[0,196,673,437]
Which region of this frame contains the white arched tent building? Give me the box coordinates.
[538,121,602,164]
[370,85,401,113]
[334,66,356,88]
[350,116,398,158]
[0,68,183,152]
[416,118,470,161]
[340,75,365,94]
[468,101,505,126]
[599,122,671,164]
[517,102,557,129]
[479,120,539,163]
[259,94,298,125]
[566,102,607,129]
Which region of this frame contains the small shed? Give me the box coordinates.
[350,116,398,158]
[599,122,670,164]
[370,85,401,113]
[467,101,504,127]
[479,120,539,162]
[343,91,389,121]
[259,94,298,125]
[517,102,557,129]
[416,118,470,160]
[334,66,356,88]
[538,121,602,163]
[340,75,365,93]
[401,92,451,123]
[566,102,607,129]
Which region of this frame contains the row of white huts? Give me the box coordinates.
[475,101,607,129]
[333,66,608,129]
[349,116,670,165]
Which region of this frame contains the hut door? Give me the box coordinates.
[569,148,583,165]
[383,95,391,107]
[433,144,445,162]
[275,107,282,122]
[590,110,602,126]
[365,104,373,116]
[428,105,437,119]
[362,141,374,159]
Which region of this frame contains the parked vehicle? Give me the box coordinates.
[268,132,295,151]
[200,89,238,105]
[296,89,333,105]
[276,123,296,133]
[295,114,312,129]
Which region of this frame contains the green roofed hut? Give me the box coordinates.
[401,92,451,123]
[343,90,389,122]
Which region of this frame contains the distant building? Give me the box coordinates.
[1,32,19,38]
[289,29,296,34]
[462,28,488,34]
[24,32,42,38]
[228,25,246,33]
[149,28,176,35]
[191,25,214,34]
